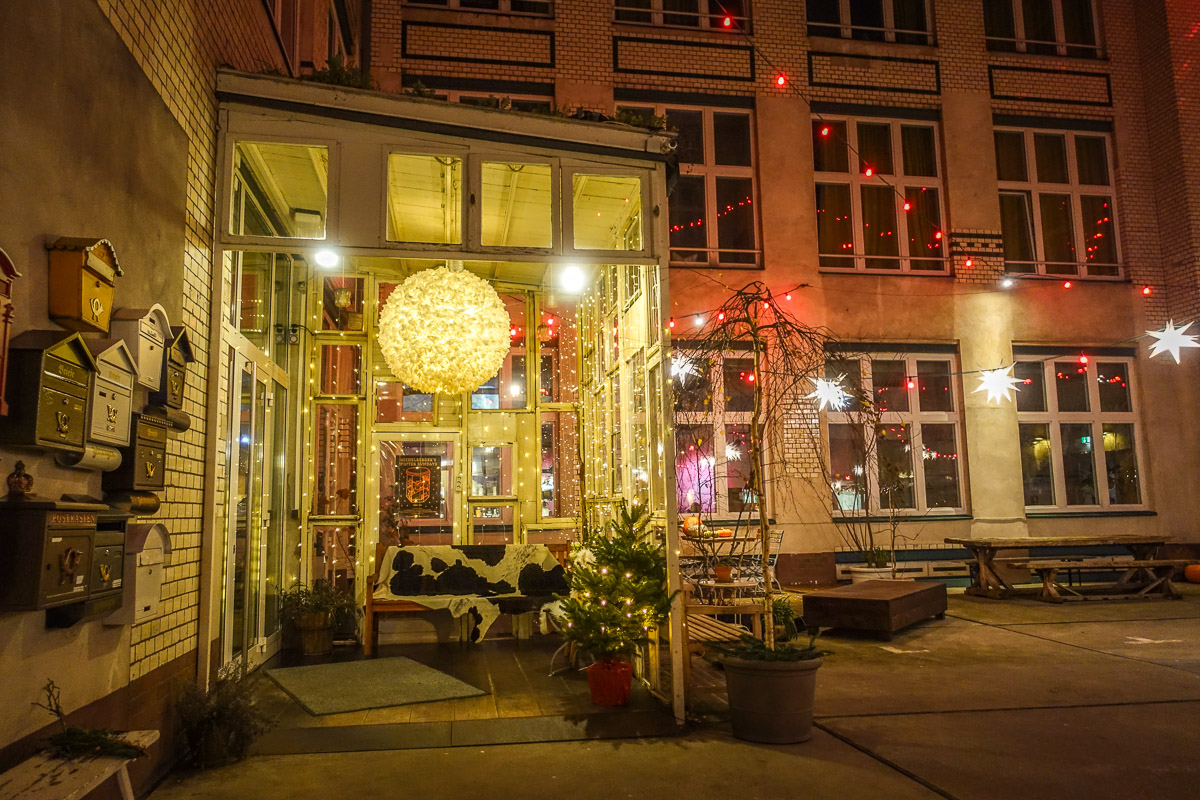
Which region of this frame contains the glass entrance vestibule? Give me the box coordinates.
[211,71,684,717]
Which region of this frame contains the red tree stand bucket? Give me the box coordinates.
[587,659,633,706]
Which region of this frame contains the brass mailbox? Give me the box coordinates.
[110,304,170,391]
[0,331,96,452]
[0,246,20,416]
[0,497,107,610]
[84,339,136,448]
[150,326,194,411]
[47,238,123,334]
[103,412,168,493]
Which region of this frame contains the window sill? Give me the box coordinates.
[819,267,953,278]
[1025,509,1156,519]
[833,513,972,523]
[806,33,938,58]
[612,20,753,39]
[1004,267,1125,281]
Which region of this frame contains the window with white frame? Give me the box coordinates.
[813,117,947,273]
[983,0,1101,58]
[995,128,1120,278]
[824,354,965,514]
[1015,357,1142,509]
[806,0,934,45]
[672,350,758,516]
[615,0,752,32]
[619,104,759,268]
[405,0,553,16]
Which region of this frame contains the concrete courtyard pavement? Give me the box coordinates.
[150,587,1200,800]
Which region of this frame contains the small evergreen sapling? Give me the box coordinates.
[558,504,674,664]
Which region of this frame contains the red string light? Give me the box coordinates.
[1063,281,1073,289]
[1078,354,1089,364]
[775,74,787,87]
[668,318,676,329]
[1142,286,1152,296]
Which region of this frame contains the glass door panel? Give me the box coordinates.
[377,436,461,547]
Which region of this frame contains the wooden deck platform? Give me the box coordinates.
[802,580,947,640]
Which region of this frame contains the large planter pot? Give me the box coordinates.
[295,611,333,656]
[586,658,633,706]
[847,566,913,583]
[722,655,822,744]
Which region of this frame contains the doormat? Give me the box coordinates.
[266,657,488,716]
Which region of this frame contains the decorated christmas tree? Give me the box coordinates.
[558,504,674,664]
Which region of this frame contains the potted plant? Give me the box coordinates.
[558,504,675,706]
[279,582,358,656]
[176,664,271,769]
[712,555,739,583]
[716,634,826,744]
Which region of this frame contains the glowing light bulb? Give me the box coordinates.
[776,75,787,87]
[819,126,830,137]
[560,264,587,293]
[314,249,340,269]
[1142,286,1152,296]
[864,166,874,177]
[1063,281,1073,289]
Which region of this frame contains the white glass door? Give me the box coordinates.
[369,431,464,557]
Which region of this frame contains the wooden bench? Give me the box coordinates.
[802,580,947,641]
[1006,558,1192,603]
[365,542,570,655]
[0,730,157,800]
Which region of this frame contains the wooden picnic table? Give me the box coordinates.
[0,730,157,800]
[945,535,1170,599]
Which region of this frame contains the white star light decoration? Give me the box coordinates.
[973,366,1023,404]
[1146,321,1200,364]
[808,376,850,410]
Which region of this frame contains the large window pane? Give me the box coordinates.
[871,359,909,412]
[387,154,463,244]
[906,186,944,267]
[232,141,329,239]
[541,411,580,518]
[471,445,513,496]
[669,175,708,258]
[807,0,841,37]
[917,360,953,412]
[314,404,358,515]
[1074,136,1110,185]
[861,185,899,268]
[1061,423,1098,505]
[983,0,1018,50]
[994,131,1028,182]
[1055,361,1090,412]
[481,161,552,248]
[673,352,713,412]
[813,120,849,172]
[999,192,1036,266]
[1034,134,1069,183]
[857,122,894,175]
[849,0,886,41]
[376,381,433,423]
[1022,0,1057,54]
[725,423,756,512]
[663,0,700,27]
[893,0,929,43]
[716,177,756,264]
[877,423,915,509]
[1039,193,1077,267]
[323,276,365,331]
[572,174,643,250]
[1103,423,1141,504]
[319,344,362,395]
[723,357,756,412]
[1019,423,1055,505]
[921,424,961,508]
[1015,361,1046,412]
[676,423,714,513]
[829,423,866,511]
[1081,195,1117,265]
[666,109,704,164]
[472,294,528,410]
[1097,362,1131,412]
[901,126,938,177]
[539,298,580,403]
[1062,0,1098,55]
[816,183,855,267]
[713,112,753,167]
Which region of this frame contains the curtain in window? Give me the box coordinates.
[892,0,929,43]
[905,186,943,268]
[816,183,854,266]
[901,126,938,177]
[999,191,1036,267]
[1039,194,1077,269]
[862,185,899,268]
[983,0,1017,49]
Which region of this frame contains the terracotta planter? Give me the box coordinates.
[722,655,822,744]
[586,658,633,706]
[713,565,734,583]
[295,611,333,656]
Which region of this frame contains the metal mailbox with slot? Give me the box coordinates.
[0,497,108,610]
[0,331,96,452]
[83,339,136,448]
[150,326,194,411]
[0,246,21,416]
[104,522,171,626]
[103,412,169,493]
[46,238,124,335]
[110,304,171,392]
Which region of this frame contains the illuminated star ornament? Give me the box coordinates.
[1146,321,1200,364]
[973,366,1023,404]
[808,376,850,411]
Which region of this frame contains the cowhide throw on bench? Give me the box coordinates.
[374,545,569,642]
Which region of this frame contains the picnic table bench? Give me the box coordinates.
[1006,557,1191,603]
[945,535,1170,599]
[0,730,157,800]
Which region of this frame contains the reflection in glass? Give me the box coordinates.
[1061,423,1097,505]
[387,153,463,244]
[313,404,358,515]
[319,345,361,395]
[375,381,433,423]
[538,298,579,403]
[379,439,454,546]
[323,277,365,332]
[921,424,960,508]
[472,503,516,545]
[1019,423,1055,506]
[676,423,714,513]
[1015,361,1046,412]
[816,183,854,268]
[723,357,755,412]
[829,423,866,512]
[231,141,329,238]
[312,525,356,591]
[541,411,580,518]
[1103,423,1140,504]
[725,423,756,512]
[917,360,953,412]
[472,294,528,410]
[872,359,909,412]
[1097,362,1131,412]
[1055,362,1090,412]
[471,445,513,496]
[877,423,915,509]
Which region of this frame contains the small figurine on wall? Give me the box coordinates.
[6,460,33,497]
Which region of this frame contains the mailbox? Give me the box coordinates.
[149,326,194,411]
[0,497,108,610]
[104,522,171,626]
[103,412,168,493]
[47,238,123,334]
[84,339,136,448]
[0,331,96,452]
[110,305,171,391]
[0,246,20,416]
